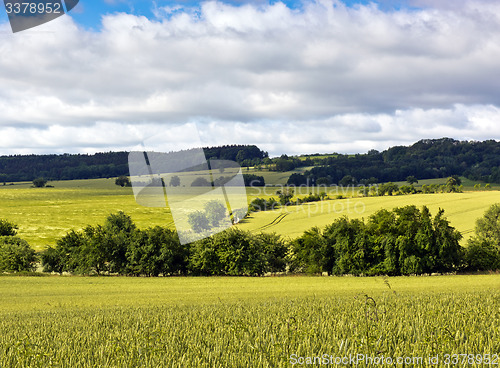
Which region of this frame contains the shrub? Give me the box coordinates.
[115,176,131,187]
[32,177,47,188]
[464,240,500,271]
[0,219,18,236]
[0,236,37,272]
[187,211,211,233]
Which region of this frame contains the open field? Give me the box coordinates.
[238,191,500,242]
[0,179,174,250]
[0,275,498,367]
[1,178,500,249]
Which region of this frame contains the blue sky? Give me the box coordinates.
[2,0,416,30]
[0,0,499,156]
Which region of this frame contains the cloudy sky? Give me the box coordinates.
[0,0,499,156]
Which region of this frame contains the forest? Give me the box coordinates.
[286,138,500,185]
[0,145,267,182]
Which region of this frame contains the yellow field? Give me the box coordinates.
[238,191,500,242]
[1,178,499,250]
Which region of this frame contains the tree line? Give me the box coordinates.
[286,138,500,185]
[0,145,267,183]
[4,138,500,186]
[1,204,499,275]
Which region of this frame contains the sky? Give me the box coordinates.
[0,0,500,157]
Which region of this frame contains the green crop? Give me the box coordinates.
[0,275,498,367]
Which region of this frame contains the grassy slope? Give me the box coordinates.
[238,191,500,242]
[0,179,174,249]
[1,178,500,250]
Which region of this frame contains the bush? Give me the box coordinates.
[0,236,37,272]
[187,211,211,233]
[32,177,47,188]
[41,246,66,274]
[115,176,131,187]
[464,239,500,271]
[189,228,284,276]
[0,219,18,236]
[127,227,187,276]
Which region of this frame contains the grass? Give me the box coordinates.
[1,178,500,249]
[0,179,174,249]
[238,191,500,242]
[0,275,498,367]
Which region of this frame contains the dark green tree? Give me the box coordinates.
[0,219,18,236]
[32,177,47,188]
[127,227,186,276]
[465,203,500,271]
[406,176,418,185]
[276,188,294,205]
[115,176,131,187]
[0,236,37,272]
[204,200,227,227]
[339,175,357,187]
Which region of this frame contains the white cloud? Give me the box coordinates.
[1,0,500,155]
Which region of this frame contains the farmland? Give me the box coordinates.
[238,190,500,242]
[0,275,498,367]
[1,178,500,249]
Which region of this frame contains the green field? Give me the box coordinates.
[0,275,498,367]
[238,191,500,242]
[1,178,500,250]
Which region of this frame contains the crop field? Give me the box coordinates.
[238,191,500,242]
[1,178,500,249]
[0,275,498,367]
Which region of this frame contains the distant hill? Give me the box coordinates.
[0,145,268,183]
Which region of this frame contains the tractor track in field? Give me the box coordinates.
[257,213,288,231]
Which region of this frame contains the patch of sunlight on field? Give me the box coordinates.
[2,177,500,250]
[0,181,175,250]
[238,191,500,242]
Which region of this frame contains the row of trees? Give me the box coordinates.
[0,146,268,183]
[290,206,463,275]
[40,205,500,276]
[1,204,499,275]
[41,212,287,276]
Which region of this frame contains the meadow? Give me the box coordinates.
[0,275,498,367]
[1,178,500,250]
[238,190,500,242]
